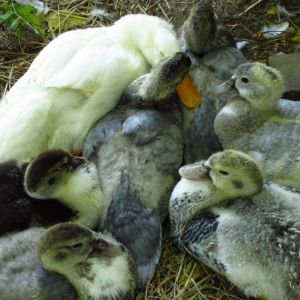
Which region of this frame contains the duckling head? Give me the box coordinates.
[24,150,104,228]
[204,149,264,198]
[170,150,263,228]
[38,223,136,299]
[224,63,284,113]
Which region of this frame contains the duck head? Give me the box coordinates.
[170,150,263,227]
[24,150,105,228]
[219,63,284,113]
[38,223,137,300]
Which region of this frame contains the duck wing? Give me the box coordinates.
[105,175,161,288]
[177,214,225,274]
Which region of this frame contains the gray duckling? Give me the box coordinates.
[178,0,235,56]
[0,222,136,300]
[215,62,300,189]
[83,52,190,288]
[0,160,73,235]
[24,150,108,229]
[178,0,246,163]
[170,149,300,300]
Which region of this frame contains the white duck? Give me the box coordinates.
[0,14,180,162]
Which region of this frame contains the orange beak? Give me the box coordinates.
[176,74,202,109]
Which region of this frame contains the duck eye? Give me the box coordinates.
[48,177,56,185]
[71,242,84,250]
[241,77,249,83]
[219,170,229,175]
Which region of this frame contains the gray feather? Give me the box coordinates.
[105,175,161,288]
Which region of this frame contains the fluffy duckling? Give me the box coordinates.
[0,14,180,162]
[215,62,300,189]
[170,150,300,300]
[178,0,246,162]
[0,159,74,235]
[178,0,234,56]
[183,47,246,163]
[83,52,189,288]
[0,222,136,300]
[24,150,107,229]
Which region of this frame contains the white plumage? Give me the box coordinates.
[0,14,179,162]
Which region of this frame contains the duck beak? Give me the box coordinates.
[216,76,237,94]
[179,163,211,181]
[89,236,125,258]
[176,73,202,108]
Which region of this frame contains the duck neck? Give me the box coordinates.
[66,256,135,300]
[170,179,223,234]
[62,187,106,229]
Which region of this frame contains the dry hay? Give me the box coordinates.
[0,0,299,299]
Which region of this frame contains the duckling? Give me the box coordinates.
[178,0,246,162]
[24,150,107,229]
[0,14,180,162]
[183,47,246,163]
[178,0,234,56]
[83,52,189,288]
[0,159,74,235]
[170,149,300,300]
[215,62,300,189]
[0,222,136,300]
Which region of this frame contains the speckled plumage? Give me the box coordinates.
[170,150,300,300]
[215,62,300,189]
[84,52,188,288]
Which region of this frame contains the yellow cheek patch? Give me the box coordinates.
[176,74,202,108]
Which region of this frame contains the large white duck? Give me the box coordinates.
[0,14,179,162]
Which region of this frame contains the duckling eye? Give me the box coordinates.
[219,170,229,175]
[241,77,249,83]
[71,242,84,250]
[48,177,56,185]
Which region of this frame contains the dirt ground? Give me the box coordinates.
[0,0,300,299]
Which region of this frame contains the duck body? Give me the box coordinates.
[84,52,189,287]
[215,62,300,188]
[183,47,246,163]
[170,150,300,300]
[0,14,179,162]
[0,160,32,235]
[177,0,246,163]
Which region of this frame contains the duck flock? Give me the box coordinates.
[1,1,300,299]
